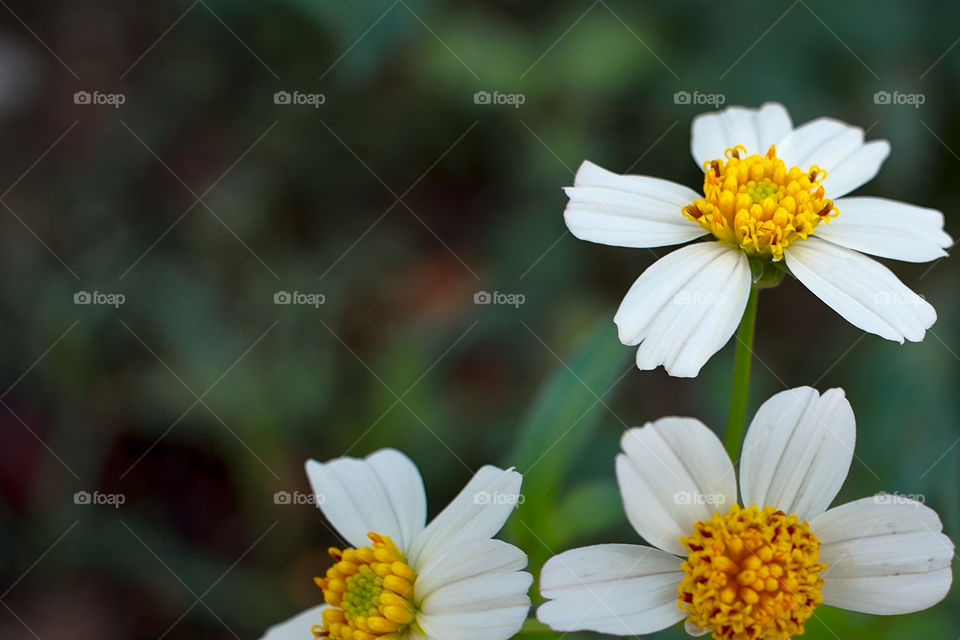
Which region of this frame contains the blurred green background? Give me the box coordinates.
[0,0,957,638]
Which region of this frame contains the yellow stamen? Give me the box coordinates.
[313,533,419,640]
[678,504,826,640]
[682,145,837,261]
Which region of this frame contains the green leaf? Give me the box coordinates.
[506,317,629,572]
[550,479,623,548]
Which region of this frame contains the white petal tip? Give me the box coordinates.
[685,620,711,636]
[572,159,606,186]
[823,387,847,400]
[534,605,557,630]
[634,347,706,378]
[633,351,693,377]
[663,363,701,378]
[614,319,640,346]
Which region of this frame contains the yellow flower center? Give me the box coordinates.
[678,504,826,640]
[682,146,837,261]
[314,533,419,640]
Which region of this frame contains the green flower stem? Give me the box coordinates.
[517,619,552,635]
[724,285,759,460]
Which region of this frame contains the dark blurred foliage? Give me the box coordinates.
[0,0,957,638]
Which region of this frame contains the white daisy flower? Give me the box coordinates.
[566,102,952,377]
[261,448,532,640]
[537,386,954,640]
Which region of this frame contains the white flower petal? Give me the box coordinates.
[563,161,706,248]
[259,605,327,640]
[406,466,522,570]
[811,496,954,614]
[774,116,890,197]
[415,538,527,602]
[617,418,737,555]
[418,568,531,640]
[739,387,854,520]
[537,544,685,635]
[775,117,863,171]
[685,620,711,636]
[785,237,937,343]
[305,448,427,550]
[418,606,531,640]
[691,102,793,168]
[818,197,952,263]
[614,242,751,378]
[822,140,891,198]
[420,571,532,615]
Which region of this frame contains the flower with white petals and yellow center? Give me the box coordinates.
[537,386,954,640]
[260,449,532,640]
[564,102,952,377]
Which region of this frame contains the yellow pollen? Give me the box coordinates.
[678,504,826,640]
[313,533,419,640]
[682,145,837,261]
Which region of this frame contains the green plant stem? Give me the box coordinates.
[724,286,759,460]
[517,619,552,635]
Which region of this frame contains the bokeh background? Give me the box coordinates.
[0,1,957,638]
